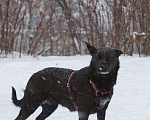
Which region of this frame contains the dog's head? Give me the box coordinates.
[85,42,123,75]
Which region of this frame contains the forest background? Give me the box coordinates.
[0,0,150,58]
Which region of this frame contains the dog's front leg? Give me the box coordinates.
[78,111,89,120]
[97,110,106,120]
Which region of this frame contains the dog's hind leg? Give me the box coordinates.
[15,102,39,120]
[15,91,43,120]
[36,99,58,120]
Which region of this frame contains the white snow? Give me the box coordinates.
[0,55,150,120]
[133,32,146,39]
[41,76,46,80]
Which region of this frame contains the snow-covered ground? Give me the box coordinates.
[0,55,150,120]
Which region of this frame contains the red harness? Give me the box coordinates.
[90,80,109,96]
[67,72,110,111]
[67,72,78,110]
[90,80,110,107]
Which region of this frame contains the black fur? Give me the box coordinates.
[12,87,22,107]
[12,42,123,120]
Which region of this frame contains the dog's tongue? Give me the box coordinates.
[100,71,109,74]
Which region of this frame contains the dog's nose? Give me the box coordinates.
[99,65,106,71]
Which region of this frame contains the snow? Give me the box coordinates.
[0,55,150,120]
[41,76,46,80]
[133,32,146,39]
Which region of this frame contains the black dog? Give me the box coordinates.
[12,42,123,120]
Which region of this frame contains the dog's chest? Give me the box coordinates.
[97,96,110,109]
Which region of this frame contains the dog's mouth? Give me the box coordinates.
[96,71,110,75]
[100,71,109,74]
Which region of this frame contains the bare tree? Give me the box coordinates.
[0,0,150,58]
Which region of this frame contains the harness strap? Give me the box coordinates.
[90,80,99,94]
[90,80,109,96]
[67,72,78,111]
[90,80,109,107]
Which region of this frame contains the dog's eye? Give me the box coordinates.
[95,55,101,60]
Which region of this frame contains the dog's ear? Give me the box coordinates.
[115,49,123,57]
[85,42,97,55]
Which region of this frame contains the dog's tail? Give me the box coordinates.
[11,86,22,107]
